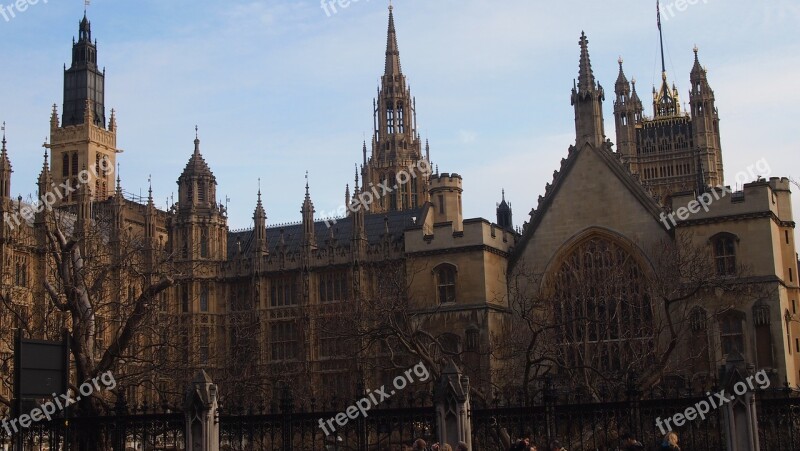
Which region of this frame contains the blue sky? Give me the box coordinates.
[0,0,797,235]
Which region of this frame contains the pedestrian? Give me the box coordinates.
[431,443,441,451]
[659,432,680,450]
[412,439,427,451]
[619,432,645,451]
[549,439,566,451]
[441,444,453,451]
[456,441,469,451]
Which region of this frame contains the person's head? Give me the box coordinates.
[431,443,440,451]
[441,444,453,451]
[413,439,427,450]
[549,440,562,451]
[529,446,538,451]
[664,432,679,446]
[456,441,468,451]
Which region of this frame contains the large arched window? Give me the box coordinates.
[435,264,457,304]
[711,233,737,276]
[551,235,653,373]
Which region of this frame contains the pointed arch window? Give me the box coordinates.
[71,153,78,176]
[62,153,69,177]
[200,228,209,258]
[552,235,654,374]
[690,307,707,333]
[435,264,457,303]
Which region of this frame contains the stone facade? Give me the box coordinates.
[0,8,797,408]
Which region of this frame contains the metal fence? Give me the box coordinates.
[0,388,798,450]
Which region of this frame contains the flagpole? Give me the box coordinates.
[657,0,667,77]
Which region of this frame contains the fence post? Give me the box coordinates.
[113,391,128,451]
[434,360,472,450]
[185,370,220,451]
[720,351,760,451]
[280,385,294,451]
[542,375,557,444]
[625,370,642,439]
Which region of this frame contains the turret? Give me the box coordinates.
[613,58,642,166]
[496,189,512,230]
[253,184,268,257]
[571,32,606,149]
[429,173,463,233]
[0,125,12,207]
[690,47,723,188]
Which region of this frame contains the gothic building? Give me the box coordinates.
[0,7,797,407]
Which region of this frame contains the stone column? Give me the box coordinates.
[185,370,220,451]
[434,360,472,449]
[720,351,760,451]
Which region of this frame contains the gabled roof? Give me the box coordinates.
[510,141,666,265]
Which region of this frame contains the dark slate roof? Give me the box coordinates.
[227,208,422,259]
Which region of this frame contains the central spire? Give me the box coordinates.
[577,32,596,92]
[385,4,402,76]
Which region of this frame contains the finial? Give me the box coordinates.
[693,44,699,54]
[388,0,393,12]
[618,56,623,66]
[195,125,199,140]
[502,189,506,202]
[354,164,360,188]
[305,171,310,196]
[258,177,261,196]
[1,121,6,150]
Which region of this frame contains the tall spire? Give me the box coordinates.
[385,3,402,76]
[0,122,12,201]
[571,32,606,149]
[577,32,596,92]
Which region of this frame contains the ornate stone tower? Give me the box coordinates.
[362,5,429,213]
[0,128,11,211]
[172,132,228,264]
[572,32,606,149]
[496,189,513,230]
[689,47,723,189]
[613,58,643,172]
[612,16,723,202]
[49,14,118,205]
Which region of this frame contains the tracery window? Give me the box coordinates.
[711,233,737,276]
[435,264,457,303]
[552,236,653,373]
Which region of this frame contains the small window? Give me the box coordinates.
[720,312,744,356]
[436,265,457,303]
[790,268,794,283]
[712,234,737,276]
[795,338,799,354]
[787,230,791,245]
[690,307,707,332]
[793,300,797,315]
[200,228,209,258]
[438,195,445,214]
[62,153,69,177]
[199,328,210,365]
[200,284,209,312]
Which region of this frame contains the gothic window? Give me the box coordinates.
[397,102,405,133]
[387,107,395,134]
[198,181,206,203]
[199,328,210,365]
[711,233,737,276]
[388,172,397,211]
[754,304,774,368]
[271,321,298,361]
[181,284,189,313]
[200,228,209,258]
[319,271,348,303]
[786,311,793,355]
[62,153,69,177]
[465,327,480,352]
[435,264,457,303]
[719,311,745,356]
[318,326,344,358]
[200,283,209,312]
[410,176,418,207]
[270,277,297,307]
[552,235,653,374]
[186,180,193,203]
[690,307,707,333]
[71,153,78,176]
